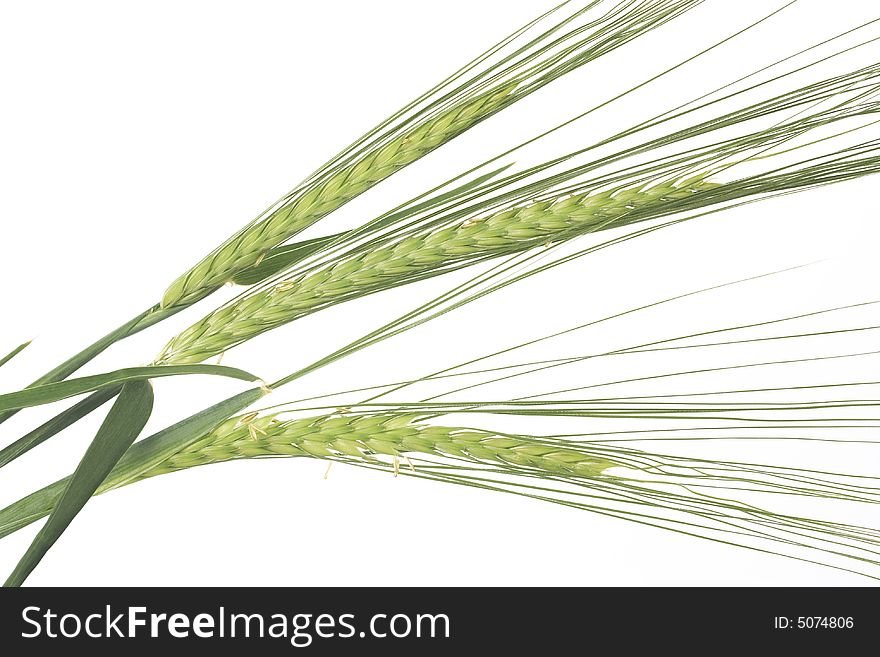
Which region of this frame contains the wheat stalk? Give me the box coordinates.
[157,177,719,364]
[7,399,880,578]
[161,84,518,309]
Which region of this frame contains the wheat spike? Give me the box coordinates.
[135,413,616,480]
[157,178,718,364]
[160,84,518,309]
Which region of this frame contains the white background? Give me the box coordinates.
[1,0,879,586]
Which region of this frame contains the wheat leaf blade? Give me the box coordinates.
[0,364,260,415]
[3,380,154,587]
[0,341,31,371]
[0,310,155,427]
[0,481,62,540]
[0,387,121,470]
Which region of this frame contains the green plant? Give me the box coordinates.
[3,1,880,586]
[160,85,520,309]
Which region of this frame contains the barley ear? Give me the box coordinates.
[136,413,619,480]
[157,178,719,364]
[160,83,518,310]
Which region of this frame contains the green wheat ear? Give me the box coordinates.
[160,83,518,310]
[135,413,618,480]
[156,177,720,364]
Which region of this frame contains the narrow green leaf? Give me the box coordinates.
[0,304,188,429]
[0,387,121,469]
[0,481,60,541]
[0,387,267,541]
[4,380,155,586]
[0,341,31,370]
[0,309,153,428]
[0,364,260,414]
